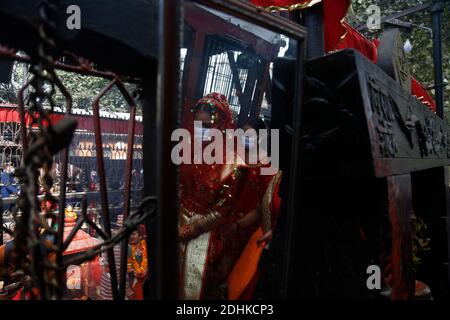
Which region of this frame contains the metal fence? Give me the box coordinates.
[1,126,144,240]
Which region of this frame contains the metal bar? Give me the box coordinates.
[226,51,244,101]
[302,3,324,59]
[156,0,181,299]
[209,55,218,93]
[141,74,158,299]
[80,193,89,230]
[84,219,109,240]
[92,78,120,300]
[281,43,306,299]
[114,79,138,299]
[17,80,32,156]
[250,60,271,119]
[61,218,85,252]
[432,0,445,118]
[264,68,272,106]
[238,61,258,127]
[52,76,73,299]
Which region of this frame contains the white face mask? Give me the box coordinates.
[194,126,213,142]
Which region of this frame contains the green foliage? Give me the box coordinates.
[0,62,140,115]
[54,70,139,114]
[348,0,450,119]
[0,62,27,104]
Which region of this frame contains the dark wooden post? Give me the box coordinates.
[155,0,181,299]
[386,175,414,299]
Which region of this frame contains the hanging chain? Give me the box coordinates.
[8,0,155,300]
[10,0,63,300]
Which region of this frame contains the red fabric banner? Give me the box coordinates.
[322,0,350,52]
[251,0,350,52]
[0,106,143,135]
[336,22,379,63]
[411,78,437,112]
[250,0,436,112]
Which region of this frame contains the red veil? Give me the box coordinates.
[179,92,253,299]
[179,92,237,215]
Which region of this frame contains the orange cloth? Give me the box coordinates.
[0,245,5,266]
[228,227,264,300]
[228,174,282,300]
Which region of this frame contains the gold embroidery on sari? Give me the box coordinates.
[261,171,282,233]
[180,212,211,300]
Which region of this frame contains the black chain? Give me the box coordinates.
[8,0,155,300]
[10,0,62,300]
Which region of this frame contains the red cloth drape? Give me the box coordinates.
[411,78,437,112]
[334,22,436,112]
[251,0,350,52]
[0,105,143,135]
[250,0,437,112]
[322,0,350,52]
[336,22,379,63]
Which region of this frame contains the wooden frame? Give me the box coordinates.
[155,0,307,299]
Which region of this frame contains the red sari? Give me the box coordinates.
[178,93,269,299]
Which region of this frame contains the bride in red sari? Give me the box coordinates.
[178,93,268,299]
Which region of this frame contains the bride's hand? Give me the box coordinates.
[256,230,273,248]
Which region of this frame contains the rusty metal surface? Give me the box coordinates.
[116,81,138,300]
[91,78,139,300]
[92,79,119,299]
